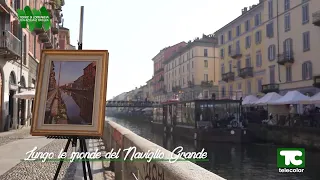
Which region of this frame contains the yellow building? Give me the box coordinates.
[215,2,265,99]
[163,34,219,100]
[261,0,320,96]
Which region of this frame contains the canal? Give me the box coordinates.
[60,90,86,124]
[106,116,320,180]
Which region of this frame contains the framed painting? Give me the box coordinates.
[31,50,109,137]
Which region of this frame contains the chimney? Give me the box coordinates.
[244,7,248,12]
[242,9,245,14]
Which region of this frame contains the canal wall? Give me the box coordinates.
[103,121,225,180]
[248,123,320,150]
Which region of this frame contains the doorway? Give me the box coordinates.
[8,90,15,129]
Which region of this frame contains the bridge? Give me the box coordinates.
[105,101,160,107]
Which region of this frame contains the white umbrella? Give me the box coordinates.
[242,95,259,105]
[269,90,310,104]
[13,90,35,100]
[254,92,282,105]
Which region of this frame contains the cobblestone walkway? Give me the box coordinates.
[0,139,77,180]
[0,128,31,147]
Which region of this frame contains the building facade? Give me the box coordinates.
[215,1,265,99]
[152,42,186,102]
[261,0,320,96]
[0,0,63,131]
[83,62,96,91]
[164,34,219,100]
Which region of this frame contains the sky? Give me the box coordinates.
[53,61,92,86]
[61,0,259,99]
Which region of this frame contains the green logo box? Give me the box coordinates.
[17,6,51,31]
[277,148,305,168]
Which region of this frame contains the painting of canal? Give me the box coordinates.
[44,61,96,125]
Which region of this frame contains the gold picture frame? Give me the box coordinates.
[31,50,109,137]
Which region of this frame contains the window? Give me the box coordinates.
[228,30,232,41]
[284,13,290,31]
[237,60,241,74]
[245,56,251,67]
[247,81,251,94]
[302,4,309,24]
[220,48,224,59]
[286,66,292,82]
[187,63,189,70]
[303,31,310,51]
[23,33,27,65]
[255,13,261,26]
[284,0,290,11]
[245,36,251,49]
[236,40,240,53]
[204,49,208,57]
[204,60,208,67]
[257,79,262,92]
[268,45,276,61]
[204,74,208,81]
[229,62,232,72]
[222,86,226,97]
[236,25,241,36]
[220,35,224,45]
[266,22,274,38]
[229,85,233,97]
[270,66,275,83]
[256,52,262,67]
[238,83,242,90]
[33,35,36,58]
[228,45,232,55]
[183,66,184,72]
[221,64,225,74]
[191,50,193,57]
[302,62,312,80]
[268,0,273,19]
[245,20,250,32]
[255,31,261,44]
[192,61,194,68]
[283,38,293,54]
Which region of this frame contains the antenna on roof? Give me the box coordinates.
[61,18,64,27]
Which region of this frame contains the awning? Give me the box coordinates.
[13,90,35,100]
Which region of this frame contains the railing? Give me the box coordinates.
[222,72,235,82]
[277,51,294,65]
[0,30,22,56]
[261,83,279,93]
[239,67,253,78]
[201,80,213,87]
[230,48,242,59]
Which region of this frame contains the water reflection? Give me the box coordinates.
[107,117,320,180]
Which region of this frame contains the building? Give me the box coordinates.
[261,0,320,96]
[67,44,76,50]
[146,78,154,101]
[73,75,84,89]
[0,0,63,131]
[48,63,57,91]
[163,34,219,100]
[215,1,265,99]
[58,26,70,50]
[83,62,96,91]
[152,42,186,102]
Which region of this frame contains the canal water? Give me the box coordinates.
[61,91,85,124]
[106,116,320,180]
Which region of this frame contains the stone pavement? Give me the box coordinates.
[73,139,115,180]
[0,128,115,180]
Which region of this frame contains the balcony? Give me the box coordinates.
[51,23,59,34]
[277,51,294,65]
[39,32,50,43]
[158,76,164,82]
[172,86,181,93]
[44,40,53,49]
[230,49,242,59]
[201,80,213,87]
[222,72,235,82]
[239,67,253,79]
[261,83,279,94]
[312,10,320,26]
[313,76,320,88]
[188,81,194,88]
[154,67,164,74]
[0,30,21,60]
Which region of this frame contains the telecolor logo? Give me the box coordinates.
[17,6,51,31]
[277,148,305,173]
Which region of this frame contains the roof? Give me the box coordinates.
[214,2,263,34]
[152,41,186,61]
[163,34,217,64]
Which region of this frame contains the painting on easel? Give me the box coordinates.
[31,50,109,137]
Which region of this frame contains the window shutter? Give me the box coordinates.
[309,62,313,79]
[302,64,305,80]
